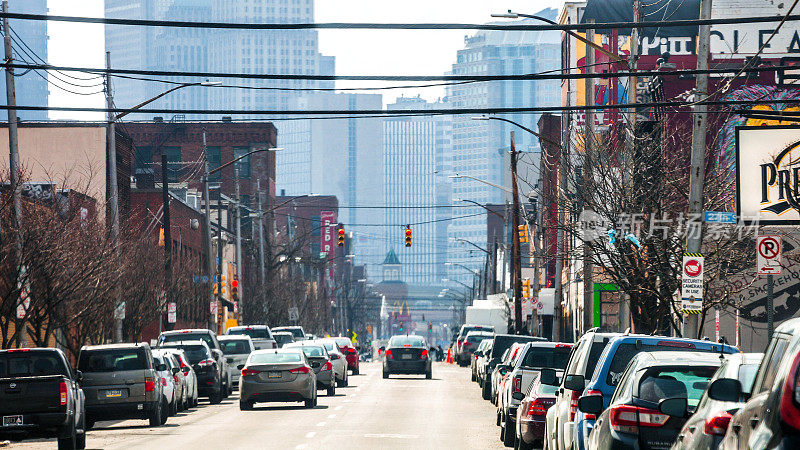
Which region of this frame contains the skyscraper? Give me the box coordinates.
[3,0,48,120]
[383,96,452,285]
[447,11,561,285]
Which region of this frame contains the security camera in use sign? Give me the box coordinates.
[681,253,704,314]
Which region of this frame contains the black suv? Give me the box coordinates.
[158,329,231,397]
[160,340,224,404]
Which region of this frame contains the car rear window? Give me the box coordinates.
[638,367,718,408]
[286,345,326,357]
[275,328,304,339]
[519,346,572,370]
[220,340,252,355]
[738,363,759,393]
[389,336,425,347]
[78,348,147,372]
[461,326,494,338]
[467,334,493,344]
[333,337,351,347]
[274,334,294,344]
[250,352,302,364]
[491,336,541,360]
[606,342,721,386]
[535,382,560,396]
[0,352,68,377]
[585,342,607,378]
[319,342,336,352]
[162,332,215,349]
[228,328,271,339]
[162,345,210,365]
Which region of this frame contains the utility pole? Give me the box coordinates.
[256,179,266,291]
[216,185,224,334]
[583,21,596,334]
[684,0,712,339]
[161,153,173,333]
[201,131,215,329]
[510,132,523,334]
[104,50,123,342]
[234,166,243,323]
[4,1,24,347]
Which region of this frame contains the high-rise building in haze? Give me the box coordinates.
[446,10,561,285]
[3,0,48,120]
[382,96,452,285]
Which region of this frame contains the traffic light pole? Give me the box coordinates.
[510,132,524,334]
[202,132,215,330]
[234,167,243,323]
[161,153,173,332]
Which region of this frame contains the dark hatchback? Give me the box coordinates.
[382,335,431,379]
[159,341,223,404]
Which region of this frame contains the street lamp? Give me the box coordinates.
[445,262,479,276]
[449,237,490,255]
[471,116,562,150]
[449,173,513,194]
[114,81,223,121]
[454,197,505,220]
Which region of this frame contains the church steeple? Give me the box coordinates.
[382,248,401,281]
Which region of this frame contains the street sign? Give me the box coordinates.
[114,302,126,320]
[167,302,177,324]
[193,275,210,284]
[288,306,299,322]
[210,301,218,322]
[681,253,704,314]
[16,290,29,320]
[704,211,737,224]
[757,235,783,275]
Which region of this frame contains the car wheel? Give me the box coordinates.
[502,419,515,447]
[76,429,86,450]
[482,381,491,400]
[327,383,336,396]
[472,371,476,381]
[85,419,95,431]
[209,388,223,405]
[305,397,315,408]
[353,366,359,375]
[148,400,162,427]
[341,372,349,387]
[497,410,502,426]
[159,399,169,425]
[425,369,432,379]
[383,369,389,379]
[239,400,253,410]
[170,396,178,416]
[57,423,77,450]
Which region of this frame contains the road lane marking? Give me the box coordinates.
[335,405,343,410]
[305,432,316,438]
[295,445,307,449]
[328,414,336,419]
[316,421,326,427]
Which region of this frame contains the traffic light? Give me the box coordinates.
[518,224,529,243]
[231,278,239,300]
[215,274,227,297]
[405,226,412,247]
[522,279,532,298]
[337,224,345,247]
[158,227,165,246]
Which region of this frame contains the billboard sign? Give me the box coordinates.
[320,211,336,259]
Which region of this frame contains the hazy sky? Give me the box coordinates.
[45,0,564,120]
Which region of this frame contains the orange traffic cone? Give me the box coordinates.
[446,347,453,364]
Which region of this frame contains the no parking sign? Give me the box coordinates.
[757,235,782,275]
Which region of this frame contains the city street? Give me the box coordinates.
[8,362,503,449]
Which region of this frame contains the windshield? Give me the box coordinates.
[320,342,336,352]
[519,346,572,370]
[638,367,718,409]
[78,348,147,372]
[389,336,425,347]
[274,334,294,343]
[461,326,494,337]
[220,340,252,355]
[285,345,326,357]
[333,337,352,348]
[275,328,304,339]
[0,352,69,377]
[491,336,540,360]
[161,332,215,350]
[228,328,271,339]
[250,352,302,364]
[161,345,210,365]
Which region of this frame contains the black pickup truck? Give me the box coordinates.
[0,348,86,449]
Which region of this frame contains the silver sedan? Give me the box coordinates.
[239,349,317,410]
[311,339,349,387]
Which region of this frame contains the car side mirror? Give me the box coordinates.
[512,392,526,401]
[539,368,558,386]
[563,374,585,391]
[182,367,190,374]
[658,397,688,418]
[577,394,604,415]
[708,378,743,403]
[237,364,245,370]
[331,354,340,360]
[211,349,223,361]
[156,363,168,372]
[497,364,510,376]
[171,367,180,375]
[74,370,83,382]
[379,346,386,352]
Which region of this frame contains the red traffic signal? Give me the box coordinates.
[337,225,345,247]
[404,227,412,247]
[231,278,239,300]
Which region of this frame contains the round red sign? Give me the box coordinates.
[684,259,702,277]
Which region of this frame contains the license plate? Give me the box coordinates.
[2,415,22,426]
[104,389,123,398]
[268,371,281,378]
[401,354,412,360]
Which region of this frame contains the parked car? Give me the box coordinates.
[151,350,181,416]
[333,336,360,375]
[565,334,737,450]
[480,334,547,401]
[283,342,336,396]
[239,348,317,410]
[272,326,307,342]
[161,347,199,408]
[159,340,224,404]
[382,335,432,379]
[0,348,86,450]
[460,331,495,366]
[273,331,295,348]
[492,342,531,405]
[713,317,800,449]
[226,325,278,350]
[498,342,573,447]
[580,351,725,450]
[476,340,494,386]
[545,330,620,450]
[472,338,493,382]
[77,343,166,429]
[672,352,761,450]
[312,338,349,387]
[158,328,231,397]
[455,324,496,366]
[516,372,561,450]
[218,335,256,388]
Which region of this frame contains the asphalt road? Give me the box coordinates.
[7,361,505,449]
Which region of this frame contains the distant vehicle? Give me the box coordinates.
[273,331,295,348]
[714,317,800,449]
[333,336,360,375]
[494,343,526,408]
[475,339,494,386]
[218,335,256,388]
[158,329,231,397]
[497,342,573,447]
[465,305,508,334]
[455,324,496,367]
[239,349,317,410]
[77,343,166,429]
[471,338,493,382]
[311,339,349,387]
[161,348,199,408]
[515,371,561,450]
[581,351,725,450]
[152,350,181,416]
[272,326,307,342]
[481,334,547,402]
[672,352,761,450]
[0,348,87,450]
[381,335,432,379]
[284,342,336,396]
[159,340,224,404]
[460,330,494,366]
[225,325,278,350]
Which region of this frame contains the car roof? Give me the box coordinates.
[81,343,148,350]
[273,326,302,330]
[775,317,800,335]
[605,334,738,352]
[466,331,495,336]
[160,340,209,348]
[161,329,215,335]
[252,348,303,355]
[229,325,269,329]
[522,341,573,349]
[634,350,727,366]
[219,335,253,341]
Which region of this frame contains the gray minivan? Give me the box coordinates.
[77,343,166,429]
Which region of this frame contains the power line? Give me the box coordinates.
[4,11,800,32]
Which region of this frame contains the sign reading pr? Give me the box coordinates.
[757,235,783,275]
[681,253,704,314]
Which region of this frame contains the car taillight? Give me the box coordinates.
[289,366,310,374]
[174,374,179,383]
[7,348,30,352]
[348,348,356,354]
[583,390,603,420]
[161,377,167,387]
[780,348,800,430]
[421,350,428,360]
[198,359,214,367]
[656,340,695,349]
[463,342,472,347]
[145,377,155,392]
[386,349,393,360]
[273,342,278,349]
[241,368,261,377]
[512,374,522,394]
[704,411,733,436]
[528,398,548,416]
[60,381,68,405]
[322,361,332,371]
[569,390,580,420]
[608,404,668,434]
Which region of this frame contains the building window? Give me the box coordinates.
[134,145,152,174]
[164,146,181,183]
[233,146,251,179]
[207,146,221,182]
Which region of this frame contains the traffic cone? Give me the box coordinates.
[446,347,453,364]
